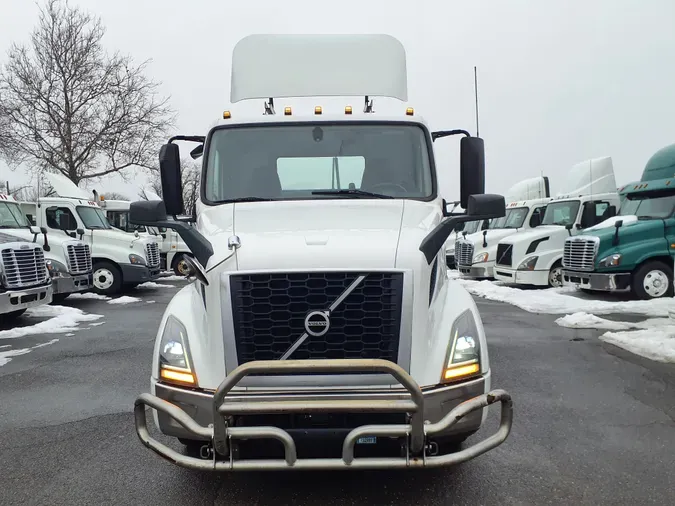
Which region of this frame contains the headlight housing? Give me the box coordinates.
[158,316,197,386]
[598,253,621,267]
[517,255,538,271]
[46,259,68,277]
[441,309,482,383]
[473,252,489,263]
[129,254,146,266]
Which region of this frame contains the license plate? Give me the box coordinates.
[357,436,377,445]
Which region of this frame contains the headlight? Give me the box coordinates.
[129,254,146,265]
[46,259,68,277]
[441,309,482,383]
[473,252,489,263]
[517,255,538,271]
[599,253,621,267]
[158,316,197,386]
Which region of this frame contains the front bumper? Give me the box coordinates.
[0,282,52,313]
[562,269,631,291]
[493,267,549,286]
[52,273,93,295]
[120,264,161,284]
[135,359,512,471]
[457,263,493,279]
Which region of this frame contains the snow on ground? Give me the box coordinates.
[0,348,31,366]
[107,296,141,305]
[601,327,675,363]
[0,305,103,340]
[159,275,188,281]
[448,271,675,317]
[137,281,175,289]
[69,292,111,301]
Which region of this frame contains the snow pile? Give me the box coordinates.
[69,292,111,301]
[107,296,141,305]
[160,275,189,281]
[0,305,103,340]
[0,348,31,366]
[448,272,675,317]
[137,281,175,289]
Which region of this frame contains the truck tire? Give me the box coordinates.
[632,261,674,299]
[92,260,123,295]
[172,254,192,277]
[1,308,27,322]
[548,261,563,288]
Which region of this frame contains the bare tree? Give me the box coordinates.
[102,191,129,200]
[0,0,175,185]
[140,158,201,216]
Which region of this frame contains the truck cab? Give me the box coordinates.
[562,144,675,299]
[456,176,551,279]
[494,156,619,287]
[20,173,162,295]
[129,34,512,472]
[0,193,92,303]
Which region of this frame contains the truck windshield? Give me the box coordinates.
[204,123,434,202]
[620,190,675,219]
[0,202,31,228]
[502,207,529,228]
[463,220,481,234]
[107,210,147,233]
[541,200,581,226]
[488,216,507,229]
[77,206,112,229]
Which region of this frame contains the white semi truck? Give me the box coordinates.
[493,157,620,287]
[130,34,512,471]
[20,173,161,295]
[455,176,551,279]
[1,193,92,303]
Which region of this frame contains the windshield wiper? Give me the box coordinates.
[637,215,660,220]
[224,197,276,203]
[312,189,394,199]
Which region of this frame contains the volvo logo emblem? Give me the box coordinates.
[304,310,330,337]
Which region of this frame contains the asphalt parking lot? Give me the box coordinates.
[0,277,674,505]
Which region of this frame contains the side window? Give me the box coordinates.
[45,206,77,231]
[595,202,609,218]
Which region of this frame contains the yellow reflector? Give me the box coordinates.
[100,195,105,201]
[667,180,671,186]
[284,106,292,115]
[405,107,414,116]
[160,367,195,385]
[223,110,231,119]
[443,362,480,381]
[315,106,322,115]
[345,105,353,114]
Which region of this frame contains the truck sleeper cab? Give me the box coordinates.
[0,231,52,321]
[562,145,675,298]
[131,34,512,472]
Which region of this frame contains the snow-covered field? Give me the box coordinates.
[448,270,675,364]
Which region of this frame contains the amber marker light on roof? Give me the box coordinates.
[223,110,231,119]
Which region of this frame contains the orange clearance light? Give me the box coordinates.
[315,106,322,115]
[405,107,414,116]
[345,105,353,114]
[99,195,105,201]
[223,110,232,119]
[284,106,292,115]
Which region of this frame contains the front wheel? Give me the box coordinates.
[172,254,192,277]
[92,261,123,295]
[548,261,563,288]
[632,261,673,300]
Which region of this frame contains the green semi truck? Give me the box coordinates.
[562,143,675,299]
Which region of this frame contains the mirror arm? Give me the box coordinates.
[420,213,502,264]
[431,130,472,142]
[133,217,213,267]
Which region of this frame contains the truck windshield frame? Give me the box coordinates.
[620,189,675,219]
[201,121,438,205]
[77,206,112,230]
[502,207,529,229]
[541,200,581,227]
[0,202,31,228]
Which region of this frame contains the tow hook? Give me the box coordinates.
[425,440,439,456]
[199,444,213,460]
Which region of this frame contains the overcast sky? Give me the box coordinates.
[2,0,675,201]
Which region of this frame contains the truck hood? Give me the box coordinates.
[496,225,562,246]
[199,200,420,271]
[461,228,521,250]
[585,215,639,231]
[589,216,666,258]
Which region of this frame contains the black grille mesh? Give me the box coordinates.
[230,272,404,364]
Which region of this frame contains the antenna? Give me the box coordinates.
[474,66,480,137]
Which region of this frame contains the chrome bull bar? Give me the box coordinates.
[134,359,513,471]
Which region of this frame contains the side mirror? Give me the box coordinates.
[565,223,573,236]
[606,205,617,219]
[159,143,184,216]
[130,200,168,225]
[612,219,624,246]
[76,228,84,240]
[530,211,542,228]
[30,225,41,236]
[580,202,596,229]
[466,193,504,218]
[459,137,485,209]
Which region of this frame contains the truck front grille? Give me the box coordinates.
[455,241,474,266]
[1,245,47,288]
[496,243,513,266]
[563,237,597,271]
[146,242,160,268]
[66,244,92,275]
[229,272,404,364]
